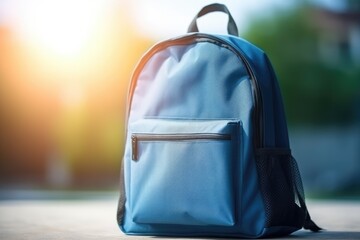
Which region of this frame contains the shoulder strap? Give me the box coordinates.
[292,156,322,232]
[304,213,322,232]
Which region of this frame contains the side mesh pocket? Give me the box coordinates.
[255,148,306,229]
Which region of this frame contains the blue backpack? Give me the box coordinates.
[117,3,320,238]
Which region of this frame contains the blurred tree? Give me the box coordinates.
[348,0,360,10]
[243,5,360,126]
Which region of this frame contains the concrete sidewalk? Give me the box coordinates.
[0,195,359,240]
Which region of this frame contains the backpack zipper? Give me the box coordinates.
[131,133,231,161]
[126,33,263,147]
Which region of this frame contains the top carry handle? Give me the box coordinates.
[187,3,239,36]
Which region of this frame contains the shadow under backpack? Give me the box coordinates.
[117,3,321,238]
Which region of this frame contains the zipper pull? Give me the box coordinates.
[131,135,138,161]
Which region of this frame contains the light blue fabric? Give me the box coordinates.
[130,119,238,226]
[120,34,268,237]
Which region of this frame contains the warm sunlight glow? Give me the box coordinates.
[0,0,152,190]
[15,0,110,57]
[3,0,128,88]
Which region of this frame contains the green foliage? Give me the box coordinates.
[243,6,360,126]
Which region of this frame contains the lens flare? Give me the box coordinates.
[13,0,110,58]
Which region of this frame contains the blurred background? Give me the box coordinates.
[0,0,359,198]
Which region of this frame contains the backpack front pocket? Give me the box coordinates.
[128,119,240,226]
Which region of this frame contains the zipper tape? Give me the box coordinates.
[131,133,231,161]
